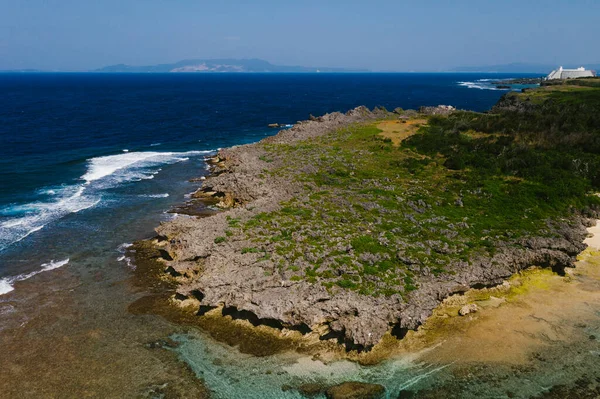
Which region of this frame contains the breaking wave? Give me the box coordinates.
[457,80,505,91]
[0,259,70,296]
[116,243,134,269]
[0,186,100,251]
[0,150,213,251]
[140,193,170,198]
[81,151,209,184]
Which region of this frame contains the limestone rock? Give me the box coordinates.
[419,105,456,115]
[298,382,326,397]
[459,304,479,316]
[154,104,596,350]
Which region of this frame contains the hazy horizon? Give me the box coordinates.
[1,0,599,71]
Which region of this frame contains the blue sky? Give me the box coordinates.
[0,0,598,71]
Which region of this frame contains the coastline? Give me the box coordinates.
[133,102,599,358]
[4,73,597,398]
[129,225,600,397]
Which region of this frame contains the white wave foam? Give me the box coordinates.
[81,151,210,184]
[117,255,134,269]
[165,212,179,220]
[0,259,69,296]
[117,242,133,252]
[141,193,170,198]
[0,186,99,250]
[41,258,70,271]
[458,81,502,91]
[478,77,516,82]
[0,150,213,251]
[457,78,516,91]
[0,279,14,295]
[116,243,134,269]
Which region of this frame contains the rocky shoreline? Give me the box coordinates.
[145,104,598,352]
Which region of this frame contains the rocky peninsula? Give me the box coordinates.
[145,78,600,353]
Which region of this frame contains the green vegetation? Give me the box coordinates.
[543,77,600,88]
[259,155,274,163]
[235,82,600,298]
[226,216,241,228]
[241,247,260,254]
[214,236,227,244]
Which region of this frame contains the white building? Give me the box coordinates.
[546,66,595,80]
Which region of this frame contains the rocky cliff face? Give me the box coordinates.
[152,106,597,350]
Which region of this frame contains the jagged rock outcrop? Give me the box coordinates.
[491,92,539,113]
[419,105,456,116]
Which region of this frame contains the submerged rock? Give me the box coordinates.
[325,381,385,399]
[397,390,417,399]
[298,382,326,397]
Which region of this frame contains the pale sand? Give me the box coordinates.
[584,219,600,249]
[375,221,600,365]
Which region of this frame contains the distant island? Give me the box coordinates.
[4,59,599,74]
[94,58,368,73]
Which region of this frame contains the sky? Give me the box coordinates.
[0,0,599,71]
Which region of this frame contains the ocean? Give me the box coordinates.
[0,72,555,398]
[0,73,536,286]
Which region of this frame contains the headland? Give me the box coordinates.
[133,77,600,369]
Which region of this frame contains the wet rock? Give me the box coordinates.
[458,304,479,316]
[216,192,236,208]
[325,381,385,399]
[298,382,326,397]
[397,390,417,399]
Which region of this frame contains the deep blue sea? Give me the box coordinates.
[0,73,537,274]
[1,72,554,398]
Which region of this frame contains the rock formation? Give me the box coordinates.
[153,105,596,349]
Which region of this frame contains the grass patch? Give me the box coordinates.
[241,247,260,254]
[236,85,600,298]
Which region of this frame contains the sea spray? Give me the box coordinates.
[81,151,211,183]
[0,150,213,251]
[0,259,69,296]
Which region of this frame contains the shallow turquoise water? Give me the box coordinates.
[171,331,450,399]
